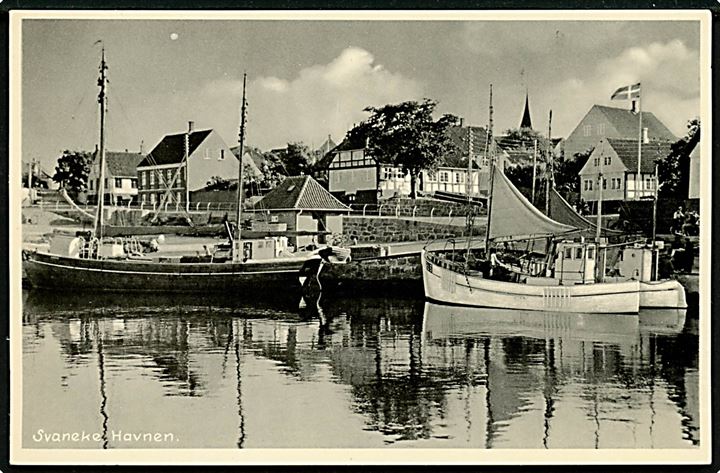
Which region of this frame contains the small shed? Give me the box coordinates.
[253,175,350,249]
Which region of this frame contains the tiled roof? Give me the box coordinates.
[495,136,538,167]
[138,129,214,167]
[443,126,491,168]
[255,175,350,212]
[99,151,144,177]
[595,105,676,141]
[606,138,672,173]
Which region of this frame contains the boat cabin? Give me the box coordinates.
[551,240,597,284]
[616,243,660,282]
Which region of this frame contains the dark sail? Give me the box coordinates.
[548,188,623,236]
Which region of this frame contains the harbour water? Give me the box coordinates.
[21,289,699,449]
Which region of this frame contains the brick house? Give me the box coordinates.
[87,150,144,204]
[136,122,238,207]
[579,137,672,204]
[560,105,676,160]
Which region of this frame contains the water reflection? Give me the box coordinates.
[22,290,698,449]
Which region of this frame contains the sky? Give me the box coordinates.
[19,16,702,171]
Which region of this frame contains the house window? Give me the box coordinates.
[149,172,155,187]
[150,193,156,204]
[89,180,94,191]
[131,179,137,189]
[439,172,449,183]
[594,157,600,166]
[141,194,146,204]
[597,124,605,135]
[166,169,172,183]
[204,148,211,159]
[427,172,436,182]
[587,247,594,259]
[176,191,182,204]
[564,248,573,259]
[602,178,607,190]
[219,149,225,160]
[575,248,583,259]
[645,177,653,189]
[115,178,122,188]
[141,172,146,187]
[455,173,464,184]
[583,125,592,137]
[604,156,611,166]
[588,180,593,191]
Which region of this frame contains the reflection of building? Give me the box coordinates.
[23,291,699,449]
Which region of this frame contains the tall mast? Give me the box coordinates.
[545,109,553,215]
[483,84,495,255]
[235,73,248,241]
[94,46,108,240]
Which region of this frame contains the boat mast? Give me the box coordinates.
[94,46,108,240]
[483,84,495,256]
[235,73,247,241]
[544,109,553,215]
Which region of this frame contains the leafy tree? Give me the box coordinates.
[53,150,93,198]
[277,142,314,177]
[347,99,459,198]
[502,127,550,152]
[554,149,591,199]
[657,119,699,198]
[504,164,536,200]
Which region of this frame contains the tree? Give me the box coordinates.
[53,150,93,198]
[502,127,550,152]
[657,119,699,198]
[277,142,314,177]
[347,99,459,198]
[554,149,591,199]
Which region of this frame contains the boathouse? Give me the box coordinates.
[253,175,350,249]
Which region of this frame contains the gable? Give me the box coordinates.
[256,175,350,211]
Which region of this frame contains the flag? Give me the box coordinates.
[611,83,641,100]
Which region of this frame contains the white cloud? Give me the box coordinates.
[549,39,699,138]
[200,47,423,150]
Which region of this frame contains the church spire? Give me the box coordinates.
[520,92,532,129]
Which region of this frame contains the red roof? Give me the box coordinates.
[606,138,672,173]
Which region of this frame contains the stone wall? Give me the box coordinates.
[380,197,483,217]
[343,216,481,244]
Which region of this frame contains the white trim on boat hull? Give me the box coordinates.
[639,280,688,309]
[421,250,640,314]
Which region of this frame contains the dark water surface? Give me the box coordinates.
[21,289,699,449]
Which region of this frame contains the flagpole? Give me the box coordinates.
[636,84,642,199]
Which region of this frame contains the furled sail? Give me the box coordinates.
[489,166,576,241]
[549,188,623,236]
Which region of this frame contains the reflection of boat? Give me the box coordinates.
[422,302,640,343]
[22,54,335,293]
[638,308,687,335]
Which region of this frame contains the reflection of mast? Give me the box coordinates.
[542,337,557,449]
[235,322,246,448]
[94,320,109,449]
[483,337,494,448]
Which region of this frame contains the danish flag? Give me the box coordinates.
[611,82,641,100]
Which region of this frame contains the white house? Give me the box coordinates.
[87,150,144,204]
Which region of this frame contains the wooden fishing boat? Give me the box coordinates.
[23,51,339,293]
[420,86,684,314]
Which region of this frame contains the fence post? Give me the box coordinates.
[152,202,156,211]
[379,205,384,217]
[164,202,169,212]
[127,199,132,209]
[449,209,453,220]
[175,202,179,212]
[206,202,211,211]
[412,206,417,219]
[196,202,200,211]
[395,205,400,218]
[362,204,368,217]
[140,203,144,211]
[430,207,435,221]
[55,201,59,211]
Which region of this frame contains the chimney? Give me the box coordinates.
[188,121,195,134]
[631,101,637,114]
[459,117,464,127]
[643,127,649,144]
